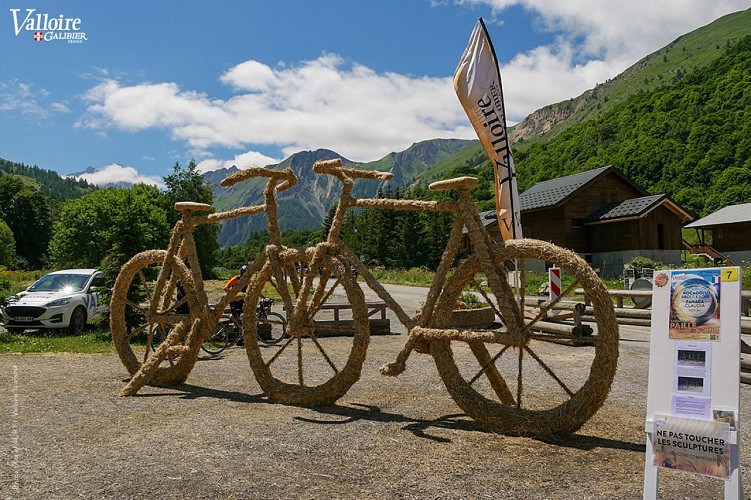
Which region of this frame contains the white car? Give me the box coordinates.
[1,269,108,335]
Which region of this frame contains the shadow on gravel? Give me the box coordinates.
[296,403,485,443]
[535,434,646,453]
[133,383,267,404]
[124,383,647,452]
[299,404,646,452]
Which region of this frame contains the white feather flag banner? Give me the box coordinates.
[454,18,523,240]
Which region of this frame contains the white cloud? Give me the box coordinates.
[50,102,71,113]
[0,80,68,117]
[469,0,748,60]
[70,163,165,188]
[78,2,748,161]
[195,151,280,173]
[80,55,471,162]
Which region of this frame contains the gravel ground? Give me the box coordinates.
[1,329,749,499]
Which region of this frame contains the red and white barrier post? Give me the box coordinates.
[548,267,561,301]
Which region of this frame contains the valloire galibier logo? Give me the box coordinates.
[10,8,87,43]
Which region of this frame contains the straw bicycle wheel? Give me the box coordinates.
[244,250,369,406]
[429,238,618,437]
[110,249,203,385]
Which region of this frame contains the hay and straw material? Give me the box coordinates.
[428,238,619,437]
[119,317,201,397]
[252,158,618,438]
[111,171,293,395]
[111,156,618,439]
[110,249,208,387]
[242,252,370,406]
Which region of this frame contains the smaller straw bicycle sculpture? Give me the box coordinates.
[110,167,295,395]
[111,159,619,437]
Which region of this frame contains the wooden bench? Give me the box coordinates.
[313,301,392,337]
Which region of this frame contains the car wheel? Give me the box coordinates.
[67,306,87,335]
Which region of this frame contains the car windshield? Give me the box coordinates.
[29,274,89,293]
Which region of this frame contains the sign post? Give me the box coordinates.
[643,267,743,499]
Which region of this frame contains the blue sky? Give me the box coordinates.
[1,0,748,187]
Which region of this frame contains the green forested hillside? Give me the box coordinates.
[511,8,751,145]
[0,158,98,268]
[512,35,751,217]
[0,158,95,200]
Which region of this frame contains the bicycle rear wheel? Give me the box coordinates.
[201,319,234,355]
[428,238,619,437]
[257,312,286,345]
[244,250,369,406]
[110,249,204,386]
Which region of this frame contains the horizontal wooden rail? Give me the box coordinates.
[318,301,387,321]
[531,292,751,334]
[574,288,750,313]
[314,301,391,336]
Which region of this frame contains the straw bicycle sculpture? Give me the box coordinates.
[110,159,619,437]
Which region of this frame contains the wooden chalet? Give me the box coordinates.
[684,203,751,266]
[478,166,694,277]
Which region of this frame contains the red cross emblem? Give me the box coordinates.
[33,32,44,41]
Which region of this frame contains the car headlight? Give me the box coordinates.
[45,297,72,307]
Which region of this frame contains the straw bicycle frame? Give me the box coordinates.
[111,159,618,437]
[110,167,296,395]
[240,159,619,437]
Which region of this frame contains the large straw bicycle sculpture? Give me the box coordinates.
[111,159,618,438]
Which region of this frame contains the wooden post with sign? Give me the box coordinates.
[643,267,743,499]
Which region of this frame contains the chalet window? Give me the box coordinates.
[571,218,583,229]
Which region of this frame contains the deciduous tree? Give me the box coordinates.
[163,159,220,278]
[49,185,171,272]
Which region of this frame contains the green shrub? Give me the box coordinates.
[459,291,487,309]
[625,256,666,276]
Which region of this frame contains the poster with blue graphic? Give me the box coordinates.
[668,269,721,341]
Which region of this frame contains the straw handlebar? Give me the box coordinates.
[313,159,394,181]
[220,166,298,192]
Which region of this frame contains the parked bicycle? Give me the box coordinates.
[202,297,286,355]
[111,159,618,437]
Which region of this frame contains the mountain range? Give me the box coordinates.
[204,139,474,246]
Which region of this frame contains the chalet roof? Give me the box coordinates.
[519,165,647,211]
[684,203,751,228]
[479,210,497,229]
[584,195,666,223]
[478,192,692,229]
[477,166,693,229]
